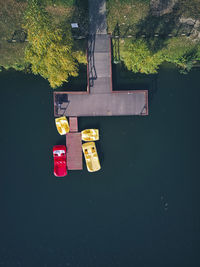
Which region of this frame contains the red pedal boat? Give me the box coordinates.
[53,145,67,177]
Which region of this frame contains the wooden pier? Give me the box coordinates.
[66,117,83,171]
[54,36,148,117]
[66,132,82,170]
[53,1,149,172]
[69,117,78,133]
[53,0,148,118]
[53,1,149,173]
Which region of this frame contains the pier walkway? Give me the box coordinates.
[53,0,148,117]
[66,117,82,170]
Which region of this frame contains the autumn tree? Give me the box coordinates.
[23,0,78,88]
[122,39,163,74]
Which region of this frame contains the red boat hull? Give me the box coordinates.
[53,145,67,177]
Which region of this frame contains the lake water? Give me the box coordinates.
[0,65,200,267]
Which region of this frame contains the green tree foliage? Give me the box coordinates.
[24,0,78,88]
[161,37,199,73]
[120,37,200,75]
[122,39,163,74]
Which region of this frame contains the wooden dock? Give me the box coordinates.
[66,132,82,170]
[54,35,148,117]
[53,0,148,118]
[69,117,78,133]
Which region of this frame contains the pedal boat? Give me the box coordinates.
[81,129,99,141]
[55,116,69,135]
[53,145,67,177]
[82,142,101,172]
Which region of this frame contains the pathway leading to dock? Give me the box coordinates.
[54,0,148,117]
[88,0,111,94]
[88,0,107,35]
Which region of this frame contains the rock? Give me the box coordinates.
[150,0,178,16]
[179,17,200,41]
[180,17,196,26]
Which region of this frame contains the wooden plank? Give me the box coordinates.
[66,133,82,170]
[69,117,78,132]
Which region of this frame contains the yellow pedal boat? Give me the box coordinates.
[82,142,101,172]
[81,129,99,141]
[55,116,69,135]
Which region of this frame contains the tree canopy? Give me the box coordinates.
[24,0,78,88]
[120,37,200,75]
[122,39,163,74]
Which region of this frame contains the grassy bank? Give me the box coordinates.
[0,0,88,78]
[107,0,150,35]
[107,0,200,74]
[0,0,27,71]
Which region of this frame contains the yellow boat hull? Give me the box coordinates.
[82,142,101,172]
[81,129,99,141]
[55,116,69,135]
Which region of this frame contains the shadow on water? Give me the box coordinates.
[54,63,88,92]
[112,62,158,103]
[96,141,104,166]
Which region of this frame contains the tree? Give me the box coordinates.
[162,37,199,73]
[122,39,163,74]
[23,0,78,88]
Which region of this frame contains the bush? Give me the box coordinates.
[121,39,163,74]
[161,37,199,72]
[119,37,200,75]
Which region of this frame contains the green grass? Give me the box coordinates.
[0,0,27,70]
[107,0,150,34]
[16,0,75,7]
[108,0,200,74]
[176,0,200,20]
[0,0,88,72]
[43,0,75,7]
[107,0,200,37]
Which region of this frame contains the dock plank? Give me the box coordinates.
[54,91,148,117]
[69,117,78,132]
[66,133,82,170]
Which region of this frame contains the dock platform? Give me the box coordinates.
[54,90,148,117]
[53,1,148,118]
[54,35,148,117]
[66,133,82,170]
[69,117,78,132]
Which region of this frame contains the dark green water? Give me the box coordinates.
[0,65,200,267]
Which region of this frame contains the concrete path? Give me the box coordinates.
[89,0,107,34]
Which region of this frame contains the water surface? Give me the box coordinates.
[0,65,200,267]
